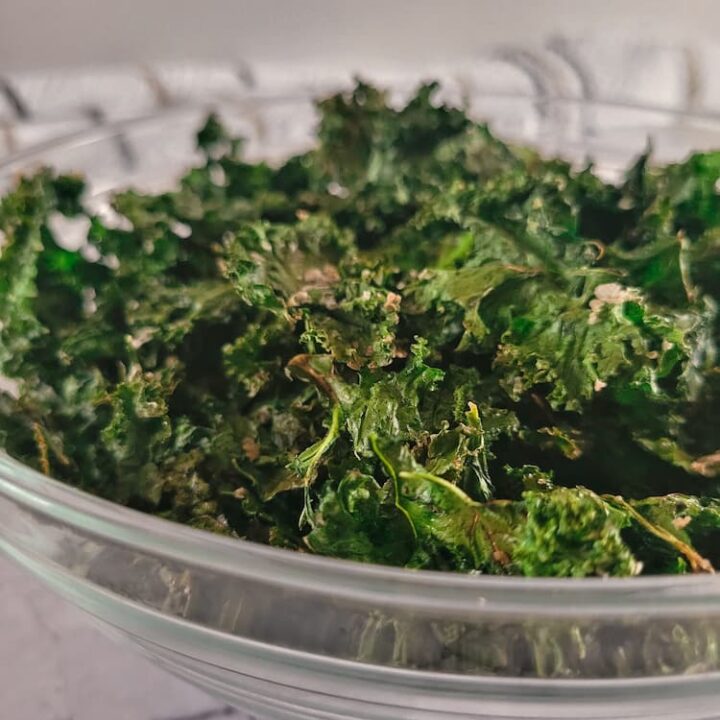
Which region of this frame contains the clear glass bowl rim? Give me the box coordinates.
[2,92,720,617]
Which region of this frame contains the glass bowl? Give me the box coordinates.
[2,91,720,720]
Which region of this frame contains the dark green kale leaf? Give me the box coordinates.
[333,339,445,456]
[305,470,416,565]
[397,466,516,573]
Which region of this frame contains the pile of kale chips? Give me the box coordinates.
[1,83,719,577]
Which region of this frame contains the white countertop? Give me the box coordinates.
[0,553,249,720]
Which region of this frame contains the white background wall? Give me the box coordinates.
[1,0,718,72]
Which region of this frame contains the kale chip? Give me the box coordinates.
[1,82,719,577]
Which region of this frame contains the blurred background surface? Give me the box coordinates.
[2,0,720,71]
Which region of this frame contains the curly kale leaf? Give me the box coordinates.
[398,467,516,573]
[334,339,445,456]
[305,470,416,565]
[100,365,176,504]
[425,402,519,500]
[224,216,351,313]
[0,172,82,375]
[299,278,402,370]
[516,487,640,578]
[491,279,710,414]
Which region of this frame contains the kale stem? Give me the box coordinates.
[604,495,714,574]
[32,422,50,476]
[370,436,418,541]
[301,404,342,528]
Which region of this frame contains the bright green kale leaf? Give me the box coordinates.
[100,365,176,504]
[516,487,640,578]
